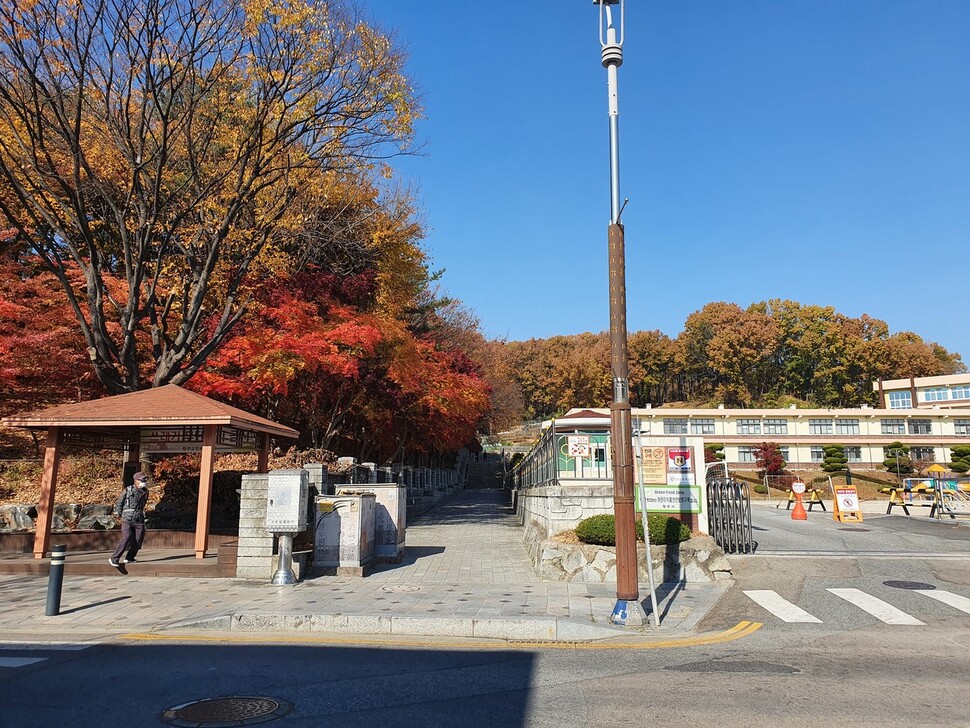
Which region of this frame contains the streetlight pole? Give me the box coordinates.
[593,0,645,627]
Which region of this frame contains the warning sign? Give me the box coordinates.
[567,435,590,458]
[667,447,693,472]
[834,485,864,523]
[640,446,666,483]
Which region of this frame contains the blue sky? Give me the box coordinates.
[362,1,969,362]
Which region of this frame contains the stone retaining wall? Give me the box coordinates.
[523,521,731,583]
[514,483,616,536]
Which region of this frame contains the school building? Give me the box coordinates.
[550,373,970,471]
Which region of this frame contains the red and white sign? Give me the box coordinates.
[667,447,693,472]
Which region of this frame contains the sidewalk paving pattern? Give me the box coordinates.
[0,483,727,643]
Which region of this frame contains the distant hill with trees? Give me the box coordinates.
[486,300,965,421]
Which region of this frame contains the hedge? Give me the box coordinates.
[574,513,691,547]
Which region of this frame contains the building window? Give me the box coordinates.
[810,446,824,462]
[845,446,863,462]
[737,446,755,463]
[922,387,949,402]
[881,418,905,435]
[736,419,761,435]
[888,391,912,409]
[778,446,790,461]
[910,446,935,461]
[956,420,970,436]
[809,419,833,435]
[663,418,688,435]
[951,385,970,400]
[836,419,860,435]
[908,419,932,435]
[764,418,788,435]
[690,418,715,435]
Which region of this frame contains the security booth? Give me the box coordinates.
[1,384,299,560]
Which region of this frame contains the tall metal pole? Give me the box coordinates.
[596,0,645,627]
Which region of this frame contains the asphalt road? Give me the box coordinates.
[1,509,967,728]
[2,566,967,728]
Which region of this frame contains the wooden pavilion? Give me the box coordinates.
[1,385,299,560]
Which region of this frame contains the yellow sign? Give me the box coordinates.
[640,446,666,483]
[317,502,335,513]
[833,485,864,523]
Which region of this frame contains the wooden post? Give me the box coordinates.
[33,427,62,559]
[257,432,269,473]
[194,425,218,559]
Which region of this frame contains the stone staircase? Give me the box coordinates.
[465,461,505,490]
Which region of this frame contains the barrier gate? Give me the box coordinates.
[706,478,755,554]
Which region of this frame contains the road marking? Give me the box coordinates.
[914,590,970,615]
[827,588,924,625]
[0,657,47,667]
[743,590,822,623]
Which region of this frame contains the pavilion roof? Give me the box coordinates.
[1,384,299,440]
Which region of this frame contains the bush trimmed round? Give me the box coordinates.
[575,513,691,546]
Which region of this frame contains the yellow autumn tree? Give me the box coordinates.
[0,0,419,393]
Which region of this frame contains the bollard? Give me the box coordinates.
[45,545,66,616]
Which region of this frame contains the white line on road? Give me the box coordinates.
[743,590,822,623]
[827,588,924,625]
[914,589,970,615]
[0,657,46,667]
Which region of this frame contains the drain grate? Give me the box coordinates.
[161,696,292,727]
[381,584,421,593]
[884,580,936,590]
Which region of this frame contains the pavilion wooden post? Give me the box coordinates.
[257,433,270,473]
[194,425,219,559]
[33,427,62,559]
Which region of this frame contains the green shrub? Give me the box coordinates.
[753,483,768,495]
[574,513,691,546]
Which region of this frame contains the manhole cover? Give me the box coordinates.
[665,661,799,675]
[838,528,870,532]
[382,584,421,593]
[884,580,936,590]
[161,696,292,727]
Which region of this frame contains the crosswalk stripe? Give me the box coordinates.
[827,588,924,625]
[743,590,822,623]
[0,657,46,668]
[914,589,970,615]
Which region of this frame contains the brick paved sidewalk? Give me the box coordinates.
[0,486,728,642]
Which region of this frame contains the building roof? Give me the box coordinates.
[1,384,299,440]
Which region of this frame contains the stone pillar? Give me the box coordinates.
[304,462,329,496]
[361,462,377,483]
[236,473,274,580]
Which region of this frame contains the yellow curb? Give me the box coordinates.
[120,621,762,651]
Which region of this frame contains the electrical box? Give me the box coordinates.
[266,469,309,533]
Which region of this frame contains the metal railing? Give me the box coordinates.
[511,421,560,491]
[706,478,755,554]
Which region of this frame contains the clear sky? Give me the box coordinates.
[361,1,969,362]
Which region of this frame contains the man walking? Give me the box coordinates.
[109,471,150,567]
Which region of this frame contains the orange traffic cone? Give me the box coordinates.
[791,491,808,520]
